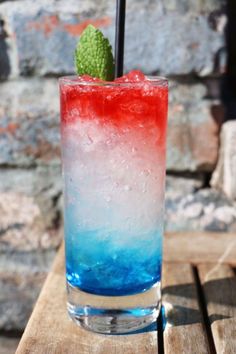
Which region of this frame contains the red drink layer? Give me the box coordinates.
[60,70,167,138]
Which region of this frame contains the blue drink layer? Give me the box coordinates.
[65,219,162,296]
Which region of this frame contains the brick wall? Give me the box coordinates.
[0,0,235,343]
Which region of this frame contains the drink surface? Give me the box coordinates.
[60,71,168,296]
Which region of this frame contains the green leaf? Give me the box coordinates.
[74,24,115,81]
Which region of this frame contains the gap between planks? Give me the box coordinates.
[162,262,211,354]
[163,261,236,354]
[197,263,236,354]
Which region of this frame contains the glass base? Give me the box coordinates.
[67,281,161,334]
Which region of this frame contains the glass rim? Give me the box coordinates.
[59,75,168,88]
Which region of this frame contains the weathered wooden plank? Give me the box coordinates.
[164,232,236,265]
[162,263,210,354]
[198,264,236,354]
[15,246,158,354]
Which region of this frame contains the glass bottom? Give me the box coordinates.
[67,281,161,334]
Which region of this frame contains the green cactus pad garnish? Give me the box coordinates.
[74,24,115,81]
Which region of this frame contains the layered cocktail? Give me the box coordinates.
[60,70,168,333]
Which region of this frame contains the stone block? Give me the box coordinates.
[0,166,62,253]
[0,244,55,331]
[0,0,226,77]
[165,176,236,232]
[167,82,222,171]
[211,121,236,200]
[0,78,60,166]
[0,272,46,331]
[0,247,56,330]
[0,249,56,274]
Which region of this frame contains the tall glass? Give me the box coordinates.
[59,75,168,334]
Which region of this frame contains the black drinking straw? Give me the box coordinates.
[115,0,126,78]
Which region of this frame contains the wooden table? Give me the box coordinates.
[16,232,236,354]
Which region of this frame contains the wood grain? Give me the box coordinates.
[198,264,236,354]
[15,246,158,354]
[164,232,236,265]
[162,263,210,354]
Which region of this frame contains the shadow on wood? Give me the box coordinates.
[163,276,236,326]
